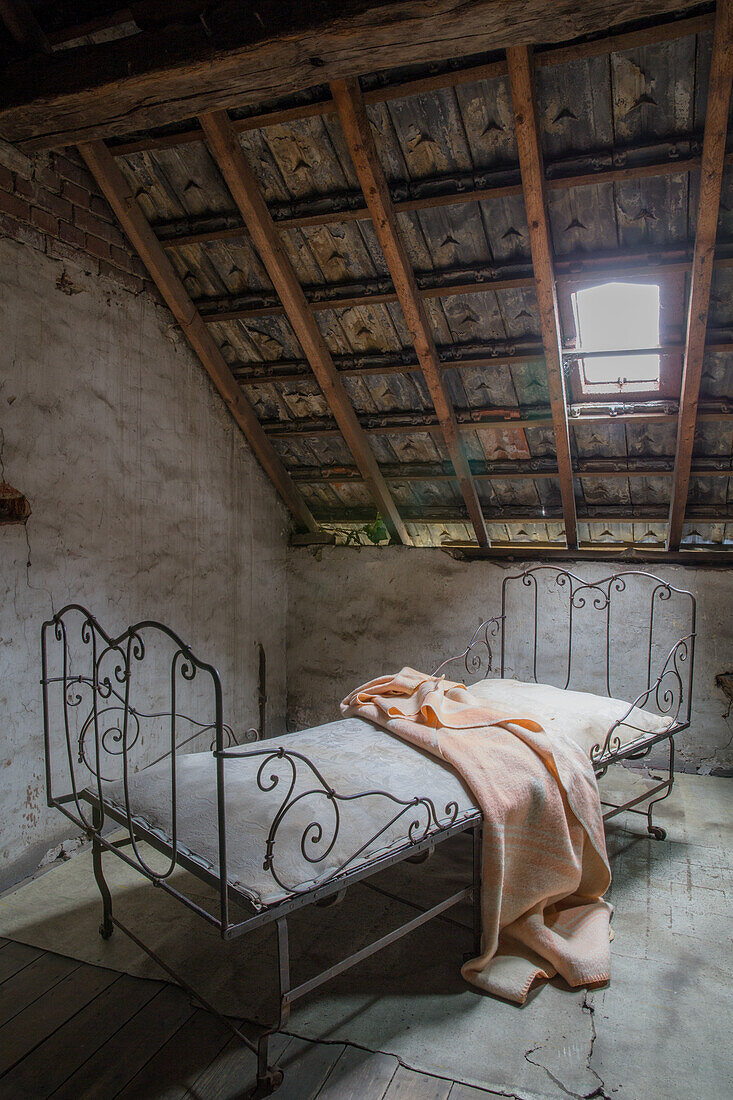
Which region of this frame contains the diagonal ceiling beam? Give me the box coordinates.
[78,140,318,534]
[667,0,733,550]
[507,44,578,549]
[198,108,411,546]
[331,77,489,548]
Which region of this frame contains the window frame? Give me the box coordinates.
[558,271,684,403]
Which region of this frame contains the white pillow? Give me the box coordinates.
[466,677,672,758]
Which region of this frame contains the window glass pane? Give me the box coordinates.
[573,281,660,386]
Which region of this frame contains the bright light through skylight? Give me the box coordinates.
[572,281,661,390]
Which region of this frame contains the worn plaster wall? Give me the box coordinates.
[287,547,733,774]
[1,236,289,888]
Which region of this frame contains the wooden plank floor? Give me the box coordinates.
[0,938,501,1099]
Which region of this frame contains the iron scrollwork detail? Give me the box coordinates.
[432,614,504,680]
[217,745,460,895]
[589,634,693,765]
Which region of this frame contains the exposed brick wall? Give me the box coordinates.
[0,146,159,299]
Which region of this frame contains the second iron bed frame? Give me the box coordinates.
[41,566,696,1097]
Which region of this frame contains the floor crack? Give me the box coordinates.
[523,1046,583,1099]
[582,990,612,1100]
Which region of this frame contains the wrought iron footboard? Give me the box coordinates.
[41,605,471,936]
[432,567,696,768]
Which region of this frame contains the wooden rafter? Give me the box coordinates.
[198,108,411,546]
[667,0,733,550]
[507,44,578,549]
[0,1,705,150]
[331,76,489,548]
[78,140,318,534]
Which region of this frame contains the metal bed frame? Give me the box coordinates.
[41,567,695,1097]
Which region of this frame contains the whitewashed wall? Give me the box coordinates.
[0,237,289,887]
[287,547,733,775]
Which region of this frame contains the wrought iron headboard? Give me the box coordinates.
[434,567,696,757]
[41,604,254,925]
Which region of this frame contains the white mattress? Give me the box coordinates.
[467,678,672,757]
[101,717,478,909]
[99,681,671,908]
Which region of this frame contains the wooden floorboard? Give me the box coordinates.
[0,938,43,984]
[0,950,80,1028]
[0,974,158,1099]
[384,1066,453,1099]
[184,1030,293,1099]
[51,985,194,1099]
[117,1007,233,1100]
[448,1082,505,1098]
[0,939,496,1099]
[317,1045,399,1097]
[0,961,117,1076]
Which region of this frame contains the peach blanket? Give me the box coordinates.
[341,668,612,1004]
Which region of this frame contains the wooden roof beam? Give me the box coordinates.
[667,0,733,550]
[0,1,707,151]
[198,108,410,546]
[507,44,578,548]
[332,76,489,548]
[102,10,714,158]
[78,140,318,535]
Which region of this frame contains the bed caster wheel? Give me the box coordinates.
[247,1068,283,1098]
[99,921,113,940]
[647,825,666,841]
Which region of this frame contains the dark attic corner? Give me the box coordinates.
[0,2,731,1099]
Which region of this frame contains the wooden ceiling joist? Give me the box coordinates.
[0,1,709,151]
[507,44,578,549]
[332,76,490,548]
[667,0,733,551]
[261,400,733,439]
[290,458,732,483]
[195,251,733,326]
[198,108,411,546]
[159,147,719,249]
[315,505,733,525]
[101,10,714,158]
[77,140,318,535]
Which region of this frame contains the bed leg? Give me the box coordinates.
[248,1033,283,1099]
[647,736,675,841]
[91,807,113,940]
[471,823,483,957]
[248,917,289,1097]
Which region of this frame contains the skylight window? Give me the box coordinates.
[571,281,661,392]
